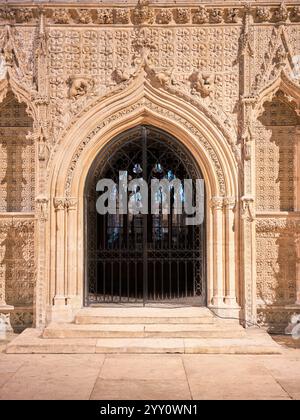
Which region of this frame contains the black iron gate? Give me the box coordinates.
[85,126,206,306]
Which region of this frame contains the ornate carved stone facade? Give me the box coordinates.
[0,1,299,333]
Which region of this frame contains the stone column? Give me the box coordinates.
[224,197,239,308]
[65,198,81,308]
[49,198,77,322]
[241,196,257,325]
[53,198,66,307]
[209,197,225,308]
[34,196,49,328]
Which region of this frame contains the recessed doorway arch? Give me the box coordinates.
[84,125,206,306]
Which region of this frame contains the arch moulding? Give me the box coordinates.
[44,80,242,325]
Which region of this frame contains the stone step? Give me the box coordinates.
[43,322,246,339]
[6,329,282,355]
[75,307,217,325]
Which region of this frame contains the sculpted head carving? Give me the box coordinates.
[67,76,94,99]
[190,71,214,98]
[112,68,133,84]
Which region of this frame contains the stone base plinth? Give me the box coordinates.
[0,305,14,334]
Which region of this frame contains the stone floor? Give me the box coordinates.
[0,335,299,400]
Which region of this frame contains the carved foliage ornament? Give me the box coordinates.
[0,5,296,26]
[256,219,300,233]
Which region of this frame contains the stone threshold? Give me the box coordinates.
[6,328,283,355]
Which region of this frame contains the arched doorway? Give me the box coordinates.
[84,125,206,306]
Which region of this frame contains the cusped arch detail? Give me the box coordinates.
[255,70,300,117]
[0,77,38,123]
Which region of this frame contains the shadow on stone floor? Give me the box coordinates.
[271,335,300,349]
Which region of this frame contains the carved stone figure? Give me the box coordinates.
[210,9,223,23]
[256,7,270,22]
[0,7,15,22]
[52,9,70,24]
[190,71,214,97]
[112,68,133,84]
[0,313,13,333]
[16,8,33,23]
[36,126,50,162]
[292,6,300,21]
[274,3,289,22]
[148,68,174,87]
[36,196,49,222]
[175,8,191,24]
[227,8,240,24]
[193,6,209,24]
[68,76,94,99]
[132,1,154,25]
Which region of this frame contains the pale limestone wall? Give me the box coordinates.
[0,2,299,331]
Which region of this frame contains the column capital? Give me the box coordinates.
[53,197,78,211]
[209,196,224,210]
[224,196,236,210]
[65,198,78,211]
[53,197,65,211]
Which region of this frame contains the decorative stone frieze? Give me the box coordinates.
[0,4,299,27]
